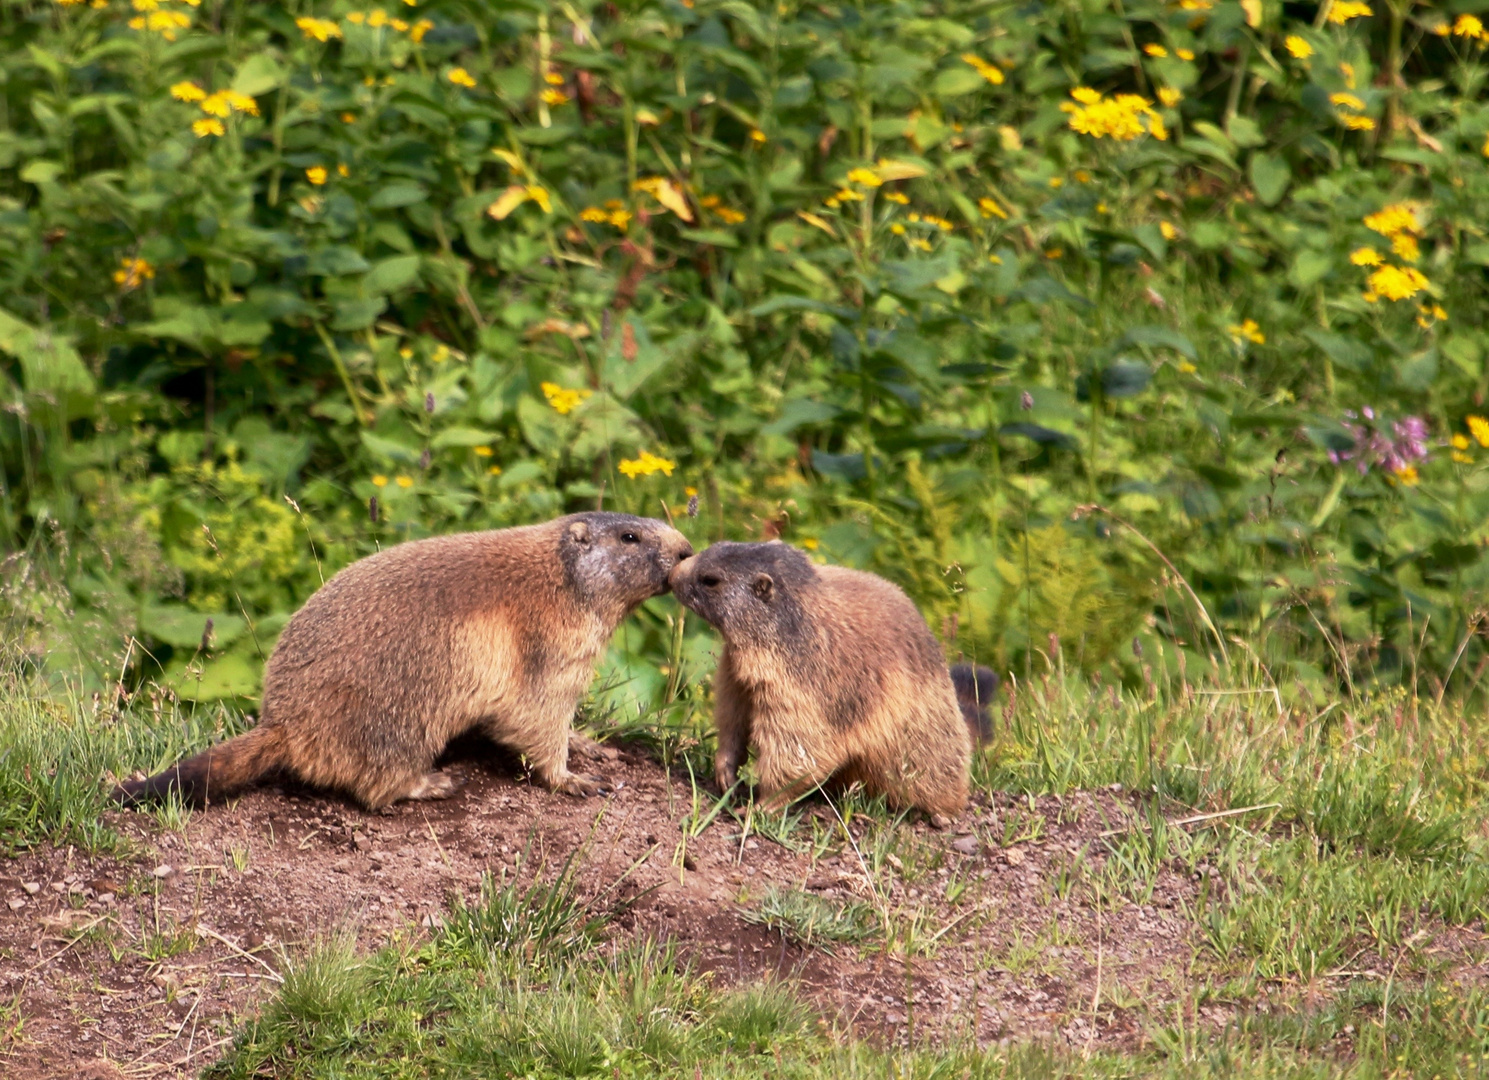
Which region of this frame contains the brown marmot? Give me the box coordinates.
[669,541,973,818]
[114,513,693,809]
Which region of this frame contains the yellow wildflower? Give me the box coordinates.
[432,344,450,363]
[1045,247,1064,259]
[191,117,225,137]
[802,537,819,550]
[474,446,494,457]
[1176,48,1195,60]
[372,474,388,487]
[341,112,356,123]
[447,67,477,88]
[1350,246,1383,266]
[617,450,676,479]
[1364,203,1420,238]
[1393,464,1419,485]
[367,8,388,27]
[128,9,190,38]
[1062,89,1168,141]
[1391,233,1420,262]
[978,197,1007,219]
[1468,416,1489,447]
[540,381,590,415]
[884,191,910,204]
[347,11,365,23]
[392,19,408,31]
[296,16,341,41]
[112,257,155,290]
[544,70,566,86]
[1367,264,1428,301]
[1454,13,1485,38]
[1454,450,1474,464]
[1227,319,1265,345]
[1158,86,1182,106]
[170,81,206,102]
[890,223,906,235]
[580,206,609,223]
[750,129,767,143]
[1327,1,1371,23]
[1159,221,1178,240]
[988,254,1003,264]
[1330,92,1365,111]
[410,18,433,41]
[1340,61,1356,88]
[540,88,570,105]
[961,53,1005,85]
[1177,361,1198,374]
[833,187,865,202]
[306,166,328,185]
[199,93,231,118]
[395,475,414,488]
[337,163,350,177]
[1074,169,1092,183]
[1341,114,1375,131]
[487,465,503,476]
[1144,43,1168,57]
[846,167,883,187]
[712,206,746,224]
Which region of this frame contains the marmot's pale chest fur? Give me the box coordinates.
[115,513,693,809]
[670,541,973,818]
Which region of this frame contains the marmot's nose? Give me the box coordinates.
[668,558,693,589]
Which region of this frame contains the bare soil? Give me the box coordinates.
[0,740,1209,1078]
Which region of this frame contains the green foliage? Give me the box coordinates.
[6,0,1489,699]
[743,885,880,953]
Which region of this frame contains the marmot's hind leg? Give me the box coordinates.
[402,770,466,801]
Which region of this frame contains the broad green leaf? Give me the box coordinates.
[170,653,261,701]
[431,426,500,450]
[1289,250,1332,289]
[369,182,429,209]
[140,605,247,650]
[0,308,94,397]
[232,52,285,97]
[363,255,422,294]
[1249,152,1291,207]
[360,430,421,464]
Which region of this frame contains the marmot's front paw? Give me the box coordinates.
[715,767,739,795]
[555,772,610,798]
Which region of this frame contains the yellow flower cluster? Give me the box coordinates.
[173,82,256,138]
[580,201,633,230]
[1452,14,1486,39]
[540,382,590,415]
[540,88,570,106]
[447,67,477,88]
[618,451,676,479]
[633,176,693,220]
[1468,416,1489,447]
[1326,1,1371,23]
[1366,264,1428,302]
[306,166,328,185]
[960,53,1004,85]
[487,184,552,219]
[1144,43,1167,57]
[296,17,341,41]
[128,8,191,39]
[1227,319,1265,345]
[1330,91,1374,131]
[1061,87,1167,141]
[113,257,155,290]
[978,196,1007,219]
[698,195,746,224]
[1157,86,1182,106]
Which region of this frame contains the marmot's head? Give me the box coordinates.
[669,541,816,647]
[560,513,694,611]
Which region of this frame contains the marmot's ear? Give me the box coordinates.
[568,520,591,546]
[751,572,774,602]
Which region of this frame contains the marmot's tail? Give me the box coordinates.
[111,724,287,808]
[950,664,1000,744]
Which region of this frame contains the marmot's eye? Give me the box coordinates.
[699,574,721,587]
[620,532,639,544]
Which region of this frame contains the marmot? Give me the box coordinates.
[669,541,972,818]
[114,513,693,809]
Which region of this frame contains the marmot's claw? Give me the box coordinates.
[557,772,610,798]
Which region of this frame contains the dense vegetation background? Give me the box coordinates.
[3,0,1489,709]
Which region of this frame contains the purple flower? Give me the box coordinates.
[1331,410,1430,475]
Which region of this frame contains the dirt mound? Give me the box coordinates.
[0,742,1196,1076]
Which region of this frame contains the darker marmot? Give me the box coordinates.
[114,513,693,809]
[669,541,974,818]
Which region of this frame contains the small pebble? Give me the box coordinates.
[152,864,174,878]
[951,835,979,856]
[21,882,39,895]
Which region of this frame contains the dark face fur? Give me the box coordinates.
[559,513,694,611]
[669,541,816,648]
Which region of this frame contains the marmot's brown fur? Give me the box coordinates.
[114,513,693,809]
[669,541,971,818]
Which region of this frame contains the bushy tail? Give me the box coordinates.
[111,724,287,808]
[950,664,1000,745]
